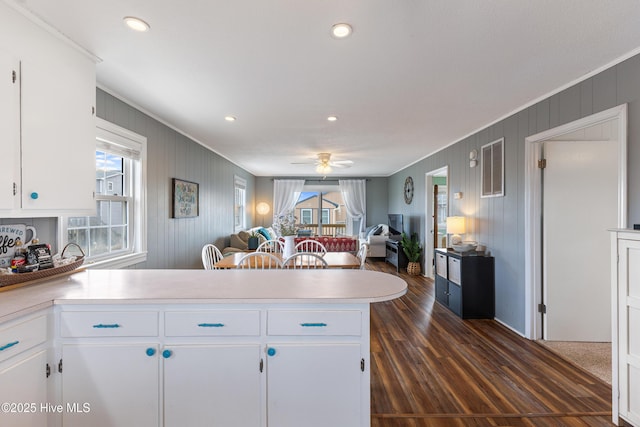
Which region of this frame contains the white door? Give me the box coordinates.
[267,343,362,427]
[543,140,618,341]
[62,344,160,427]
[163,344,262,427]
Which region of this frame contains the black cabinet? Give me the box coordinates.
[434,248,494,319]
[385,239,408,272]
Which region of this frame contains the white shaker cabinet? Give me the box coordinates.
[0,2,96,216]
[0,52,20,210]
[0,313,50,427]
[611,230,640,426]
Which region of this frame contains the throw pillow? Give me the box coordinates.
[257,227,272,241]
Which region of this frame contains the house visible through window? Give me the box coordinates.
[62,118,147,268]
[294,186,346,236]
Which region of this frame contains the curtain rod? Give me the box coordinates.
[269,178,371,183]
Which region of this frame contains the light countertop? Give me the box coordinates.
[0,269,408,322]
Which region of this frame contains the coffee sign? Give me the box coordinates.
[0,224,37,268]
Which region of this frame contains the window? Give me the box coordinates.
[321,208,330,224]
[234,176,247,232]
[300,209,312,224]
[61,118,147,268]
[481,137,504,198]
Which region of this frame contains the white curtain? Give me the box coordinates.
[272,179,305,223]
[339,179,366,236]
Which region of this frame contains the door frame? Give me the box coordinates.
[425,166,449,278]
[523,104,627,340]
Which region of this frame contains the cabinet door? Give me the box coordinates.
[0,52,20,210]
[435,275,449,306]
[20,41,95,213]
[618,238,640,425]
[163,344,262,427]
[62,343,159,427]
[448,282,462,317]
[0,350,47,427]
[267,343,362,427]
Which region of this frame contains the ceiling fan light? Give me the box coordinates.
[316,163,332,174]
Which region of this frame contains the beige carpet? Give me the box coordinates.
[538,340,611,385]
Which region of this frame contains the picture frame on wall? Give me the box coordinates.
[172,178,199,218]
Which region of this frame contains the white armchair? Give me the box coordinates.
[359,224,389,257]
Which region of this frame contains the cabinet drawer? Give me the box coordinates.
[435,253,448,278]
[448,257,461,285]
[268,310,361,336]
[165,311,260,336]
[0,315,47,363]
[60,311,159,337]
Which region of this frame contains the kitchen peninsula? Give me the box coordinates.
[0,269,407,427]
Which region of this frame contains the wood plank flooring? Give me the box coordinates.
[365,260,616,426]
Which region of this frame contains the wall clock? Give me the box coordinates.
[404,176,414,204]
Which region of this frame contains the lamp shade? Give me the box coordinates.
[446,216,466,234]
[256,202,270,216]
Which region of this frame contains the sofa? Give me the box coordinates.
[222,226,276,255]
[293,236,357,253]
[359,224,390,257]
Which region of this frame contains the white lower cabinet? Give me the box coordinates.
[57,304,369,427]
[0,312,50,427]
[266,343,362,427]
[0,350,48,427]
[163,344,262,427]
[62,343,160,427]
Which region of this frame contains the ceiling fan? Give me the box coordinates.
[291,153,354,174]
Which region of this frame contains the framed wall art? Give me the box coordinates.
[172,178,199,218]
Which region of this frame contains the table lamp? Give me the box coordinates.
[446,216,465,245]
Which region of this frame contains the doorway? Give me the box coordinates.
[524,104,627,340]
[425,166,448,278]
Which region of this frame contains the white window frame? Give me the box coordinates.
[234,176,247,232]
[300,208,312,224]
[321,208,330,224]
[480,137,505,198]
[59,118,147,269]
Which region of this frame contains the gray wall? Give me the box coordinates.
[389,53,640,334]
[96,89,255,269]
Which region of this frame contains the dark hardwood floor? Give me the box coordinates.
[365,259,615,426]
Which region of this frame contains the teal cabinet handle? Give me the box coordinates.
[197,323,225,328]
[0,340,19,351]
[267,347,276,357]
[162,349,172,359]
[300,323,327,327]
[146,348,156,357]
[30,192,38,200]
[92,323,121,328]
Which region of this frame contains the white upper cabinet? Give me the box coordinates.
[0,52,20,210]
[0,2,96,216]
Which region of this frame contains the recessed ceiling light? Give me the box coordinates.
[327,116,338,122]
[123,16,150,32]
[331,23,352,39]
[224,116,236,122]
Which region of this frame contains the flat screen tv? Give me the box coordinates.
[388,214,403,236]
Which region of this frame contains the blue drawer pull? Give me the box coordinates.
[162,349,172,359]
[0,340,19,351]
[267,347,276,357]
[92,324,121,329]
[197,323,225,328]
[300,323,327,327]
[146,348,156,357]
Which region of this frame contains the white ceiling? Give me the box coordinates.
[12,0,640,177]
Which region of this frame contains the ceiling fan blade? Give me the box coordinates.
[290,161,317,165]
[330,162,353,169]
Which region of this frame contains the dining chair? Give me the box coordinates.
[356,243,368,270]
[294,239,327,256]
[236,252,283,269]
[283,252,328,269]
[256,240,284,253]
[202,244,224,270]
